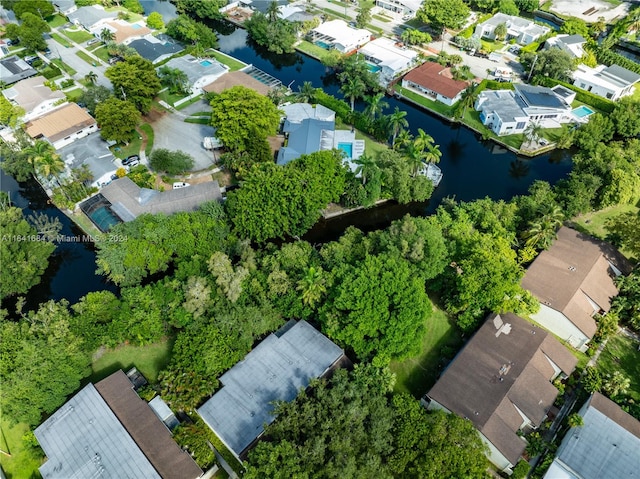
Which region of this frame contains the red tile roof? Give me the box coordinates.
[403,62,469,99]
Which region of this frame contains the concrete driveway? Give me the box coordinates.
[148,111,217,171]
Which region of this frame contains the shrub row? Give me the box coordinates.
[595,48,640,75]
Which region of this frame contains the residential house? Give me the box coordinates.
[0,39,9,59]
[159,54,229,94]
[0,55,37,85]
[475,13,550,45]
[67,5,117,31]
[310,20,371,53]
[374,0,421,19]
[128,34,184,64]
[52,0,77,16]
[521,227,631,351]
[545,34,587,59]
[572,63,640,101]
[544,392,640,479]
[475,83,574,136]
[277,102,365,171]
[203,71,273,96]
[2,76,66,121]
[86,177,222,231]
[358,37,418,86]
[425,312,578,474]
[197,320,346,461]
[24,103,97,150]
[402,62,470,106]
[277,4,315,23]
[34,370,203,479]
[90,19,152,44]
[58,132,117,188]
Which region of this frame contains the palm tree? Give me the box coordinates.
[84,70,98,85]
[521,205,564,250]
[457,86,477,120]
[424,143,442,164]
[100,28,115,43]
[388,107,408,147]
[363,92,388,122]
[296,266,327,308]
[524,122,544,148]
[403,142,426,177]
[296,81,316,102]
[353,153,378,185]
[340,76,366,112]
[35,152,66,187]
[393,130,413,151]
[266,1,280,22]
[413,128,434,153]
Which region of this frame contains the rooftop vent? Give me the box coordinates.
[495,322,512,338]
[568,266,577,272]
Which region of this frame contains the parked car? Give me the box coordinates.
[108,56,123,65]
[173,182,190,189]
[24,55,38,65]
[122,155,139,166]
[87,38,99,46]
[539,138,549,146]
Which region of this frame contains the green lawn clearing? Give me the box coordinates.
[597,335,640,402]
[157,89,187,106]
[51,58,76,75]
[481,39,503,52]
[175,94,204,110]
[390,305,462,397]
[335,117,390,160]
[394,84,456,118]
[62,28,95,44]
[572,204,639,260]
[47,14,67,28]
[76,49,100,66]
[89,338,173,385]
[373,14,391,22]
[320,7,351,20]
[0,418,44,479]
[92,46,111,63]
[64,88,83,101]
[208,49,246,71]
[51,32,71,48]
[139,123,154,156]
[296,40,332,62]
[111,135,143,160]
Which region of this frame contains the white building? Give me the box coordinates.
[358,37,418,86]
[374,0,421,18]
[402,62,470,106]
[572,64,640,101]
[475,84,574,136]
[24,103,98,150]
[309,20,371,53]
[160,55,229,94]
[544,34,586,59]
[475,13,549,45]
[2,76,66,121]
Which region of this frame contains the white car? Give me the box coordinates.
[173,182,191,189]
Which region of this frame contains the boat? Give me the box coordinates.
[422,163,443,187]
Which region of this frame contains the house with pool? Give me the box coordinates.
[309,20,371,54]
[475,13,549,45]
[572,63,640,101]
[159,55,229,95]
[277,103,365,173]
[358,37,418,86]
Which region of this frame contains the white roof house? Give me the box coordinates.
[358,37,418,86]
[544,34,586,59]
[544,392,640,479]
[2,76,66,121]
[67,5,117,31]
[374,0,422,18]
[475,13,549,45]
[310,20,372,53]
[159,54,229,94]
[572,64,640,101]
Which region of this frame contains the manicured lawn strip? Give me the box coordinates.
[366,24,384,35]
[373,14,391,22]
[321,7,351,20]
[62,28,95,43]
[111,135,142,160]
[76,49,99,66]
[158,89,187,106]
[296,40,332,62]
[184,117,210,124]
[89,338,173,385]
[47,14,67,28]
[208,50,246,71]
[597,335,640,402]
[175,94,204,110]
[64,88,83,101]
[394,84,456,117]
[86,42,105,52]
[51,32,71,48]
[139,123,154,156]
[0,419,44,479]
[92,46,111,63]
[327,0,352,7]
[51,58,76,75]
[390,304,462,397]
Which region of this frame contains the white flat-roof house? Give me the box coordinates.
[67,5,117,31]
[358,37,418,86]
[572,64,640,101]
[544,34,586,59]
[159,55,229,94]
[310,20,371,53]
[475,13,549,45]
[475,84,573,136]
[2,76,66,121]
[374,0,421,18]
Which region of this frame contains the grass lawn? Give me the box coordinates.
[631,83,640,102]
[296,40,332,62]
[139,123,154,156]
[481,39,503,52]
[321,7,351,20]
[0,419,44,479]
[111,135,142,160]
[89,338,173,385]
[390,304,462,397]
[373,14,391,22]
[64,88,83,101]
[335,117,390,160]
[104,6,144,23]
[85,42,104,52]
[92,45,111,63]
[597,335,640,402]
[394,84,455,117]
[175,94,204,110]
[366,23,384,35]
[62,28,94,44]
[50,32,72,48]
[158,89,187,106]
[51,58,76,75]
[208,50,246,71]
[76,49,100,66]
[47,13,67,28]
[185,117,210,124]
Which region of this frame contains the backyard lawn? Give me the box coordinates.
[0,418,44,479]
[335,117,390,160]
[394,84,456,117]
[296,40,332,62]
[208,49,246,71]
[47,14,67,28]
[597,335,640,402]
[62,28,95,44]
[390,304,462,397]
[89,338,173,385]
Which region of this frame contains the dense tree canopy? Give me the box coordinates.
[105,56,161,113]
[95,97,141,144]
[165,14,219,49]
[417,0,470,31]
[77,85,112,116]
[146,11,164,29]
[0,95,24,127]
[522,48,576,82]
[245,8,298,54]
[149,148,195,175]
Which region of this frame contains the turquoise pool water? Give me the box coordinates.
[367,63,381,73]
[316,41,331,50]
[200,60,213,67]
[572,105,594,118]
[89,206,121,232]
[338,142,353,158]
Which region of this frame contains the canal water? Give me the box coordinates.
[0,19,572,308]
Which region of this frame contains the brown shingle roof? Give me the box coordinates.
[24,103,95,143]
[428,313,577,465]
[203,71,271,96]
[95,371,203,479]
[104,20,151,43]
[521,227,630,339]
[403,62,469,99]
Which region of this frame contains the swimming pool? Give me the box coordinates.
[316,41,331,50]
[572,105,595,118]
[338,142,353,158]
[367,63,381,73]
[89,206,121,232]
[200,60,213,67]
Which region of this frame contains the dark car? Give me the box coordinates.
[122,155,140,166]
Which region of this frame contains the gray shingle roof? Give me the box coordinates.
[67,6,117,29]
[561,34,586,45]
[197,320,344,459]
[128,37,183,63]
[0,55,37,85]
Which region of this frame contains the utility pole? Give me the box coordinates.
[527,54,538,83]
[120,85,126,101]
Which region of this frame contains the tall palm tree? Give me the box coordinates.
[457,87,477,120]
[84,70,98,85]
[424,143,442,164]
[35,152,66,186]
[296,266,327,308]
[296,81,316,102]
[266,1,280,22]
[524,121,544,148]
[413,128,434,153]
[521,205,564,250]
[340,76,366,112]
[100,28,115,43]
[388,107,408,148]
[403,142,426,177]
[353,153,378,185]
[363,92,388,122]
[393,130,413,151]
